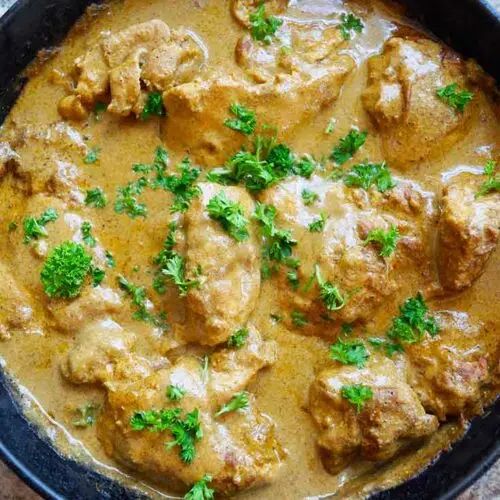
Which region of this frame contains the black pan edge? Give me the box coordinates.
[0,0,499,498]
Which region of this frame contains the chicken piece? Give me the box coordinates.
[438,175,499,291]
[0,261,39,339]
[231,0,288,27]
[184,183,260,345]
[162,55,353,165]
[309,354,438,473]
[97,329,284,495]
[259,176,436,336]
[60,20,205,118]
[405,311,493,421]
[61,319,152,386]
[362,37,474,169]
[235,19,347,84]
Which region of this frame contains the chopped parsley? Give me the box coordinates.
[156,157,201,213]
[85,187,107,208]
[224,103,256,135]
[23,208,58,244]
[140,91,166,120]
[364,225,400,257]
[41,242,92,298]
[72,403,99,428]
[325,118,336,134]
[84,146,100,164]
[118,276,168,330]
[343,161,395,192]
[387,293,439,344]
[227,328,249,349]
[114,178,148,218]
[249,4,283,44]
[291,310,308,327]
[302,189,319,206]
[105,250,116,268]
[215,392,249,417]
[341,384,373,412]
[133,145,169,175]
[287,269,299,289]
[93,101,107,121]
[436,83,474,112]
[308,213,327,233]
[81,221,96,247]
[89,265,105,287]
[131,407,202,464]
[166,385,186,402]
[184,475,214,500]
[331,129,367,165]
[339,13,364,40]
[368,337,404,357]
[206,191,250,242]
[330,339,369,368]
[476,160,499,198]
[341,323,353,335]
[315,265,346,311]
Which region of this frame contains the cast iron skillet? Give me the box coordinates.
[0,1,499,498]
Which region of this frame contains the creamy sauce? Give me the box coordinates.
[0,0,498,498]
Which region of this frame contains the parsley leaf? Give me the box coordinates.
[85,187,107,208]
[81,221,96,247]
[215,392,249,417]
[72,403,99,428]
[41,242,92,298]
[287,269,299,289]
[291,310,308,327]
[308,213,327,233]
[315,265,346,311]
[325,118,336,134]
[343,161,395,192]
[341,384,373,412]
[368,337,404,357]
[302,189,319,206]
[184,475,214,500]
[89,265,105,287]
[114,178,148,218]
[140,92,166,120]
[93,102,107,121]
[341,323,353,335]
[105,250,116,268]
[224,103,256,135]
[206,191,250,242]
[387,293,439,344]
[166,384,186,402]
[249,4,283,44]
[339,13,364,40]
[331,129,367,165]
[364,225,399,257]
[23,208,58,244]
[227,328,249,349]
[436,83,474,112]
[476,160,499,198]
[330,339,369,368]
[84,146,100,164]
[161,254,200,297]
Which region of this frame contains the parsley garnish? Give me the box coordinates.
[73,403,99,428]
[166,385,186,402]
[105,250,116,268]
[364,225,399,257]
[325,118,336,134]
[206,191,250,242]
[81,221,96,247]
[114,178,148,218]
[315,265,346,311]
[161,254,200,297]
[41,242,92,298]
[341,323,353,335]
[140,92,166,120]
[131,408,202,463]
[330,339,369,368]
[89,265,105,287]
[291,310,308,327]
[302,189,319,206]
[224,103,256,135]
[331,129,367,165]
[93,102,107,121]
[387,293,438,344]
[339,13,364,40]
[436,83,474,112]
[341,384,373,412]
[343,161,395,192]
[84,146,100,164]
[287,269,299,289]
[249,4,283,44]
[85,187,107,208]
[368,337,404,357]
[215,392,249,417]
[227,328,249,348]
[308,213,327,233]
[476,160,499,198]
[133,146,169,175]
[23,208,58,244]
[295,155,317,178]
[184,475,214,500]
